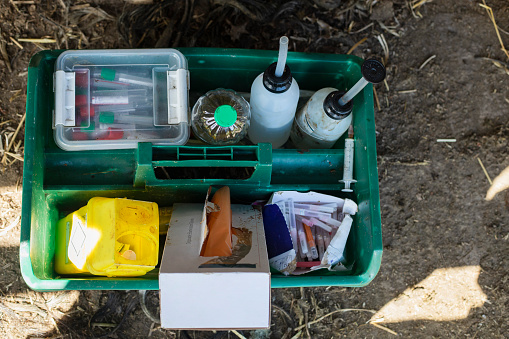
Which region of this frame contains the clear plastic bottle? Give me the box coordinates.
[248,37,299,149]
[191,89,250,145]
[290,88,353,149]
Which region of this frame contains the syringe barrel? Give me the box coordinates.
[343,138,355,180]
[287,199,299,254]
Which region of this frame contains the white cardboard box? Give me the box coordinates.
[159,203,271,330]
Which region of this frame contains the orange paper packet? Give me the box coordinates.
[200,186,232,257]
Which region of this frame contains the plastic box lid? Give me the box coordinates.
[53,49,190,151]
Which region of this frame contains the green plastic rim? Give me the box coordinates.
[214,105,237,127]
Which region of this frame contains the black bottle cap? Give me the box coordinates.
[323,91,353,120]
[263,62,292,93]
[361,59,386,84]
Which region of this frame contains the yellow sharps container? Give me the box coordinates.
[55,197,159,277]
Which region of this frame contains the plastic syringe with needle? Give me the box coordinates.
[99,112,154,126]
[287,199,299,256]
[292,208,341,227]
[90,89,151,105]
[296,216,332,232]
[92,68,153,88]
[340,125,356,192]
[293,203,335,214]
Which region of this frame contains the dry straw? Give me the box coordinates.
[480,0,509,60]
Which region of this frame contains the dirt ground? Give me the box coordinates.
[1,0,509,337]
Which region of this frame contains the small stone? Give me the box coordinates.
[371,1,394,21]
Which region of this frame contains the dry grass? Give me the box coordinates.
[480,1,509,60]
[293,308,376,332]
[481,57,509,75]
[17,38,56,43]
[0,113,25,165]
[412,0,432,10]
[373,87,381,111]
[369,321,399,336]
[477,157,493,185]
[419,54,436,69]
[376,34,389,65]
[347,37,367,55]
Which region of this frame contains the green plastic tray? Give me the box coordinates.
[20,48,382,291]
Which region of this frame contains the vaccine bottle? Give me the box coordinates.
[248,36,299,149]
[191,89,250,145]
[290,59,386,149]
[290,88,353,149]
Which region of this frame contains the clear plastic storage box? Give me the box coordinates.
[53,49,190,151]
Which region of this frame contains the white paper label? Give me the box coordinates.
[67,214,87,269]
[269,249,296,275]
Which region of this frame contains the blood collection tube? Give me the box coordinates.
[303,222,319,260]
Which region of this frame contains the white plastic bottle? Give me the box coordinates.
[290,59,386,149]
[290,88,353,149]
[248,36,299,149]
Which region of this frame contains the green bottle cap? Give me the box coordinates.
[80,121,95,132]
[101,68,116,81]
[99,112,115,124]
[75,88,88,96]
[214,105,237,127]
